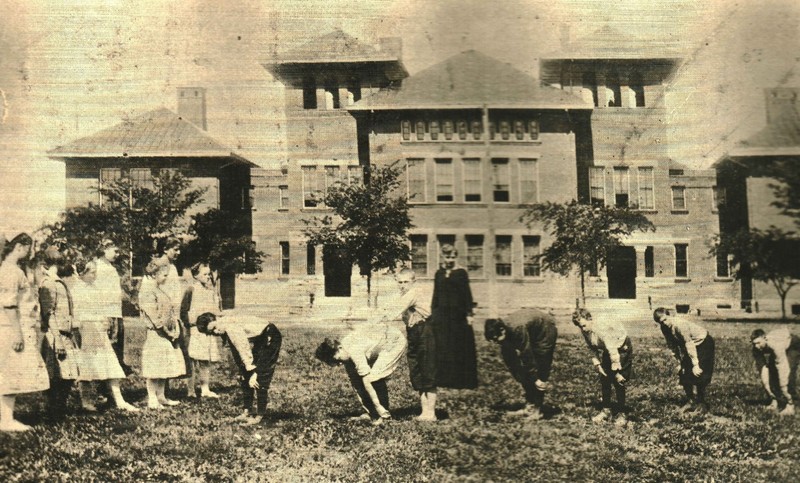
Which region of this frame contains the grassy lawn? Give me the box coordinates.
[1,319,798,482]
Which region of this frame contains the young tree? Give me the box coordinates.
[43,170,206,274]
[180,208,265,275]
[520,200,655,306]
[713,227,800,319]
[303,161,413,302]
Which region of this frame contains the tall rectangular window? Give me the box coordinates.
[716,251,730,278]
[280,241,290,275]
[306,244,316,275]
[401,120,411,141]
[712,186,726,211]
[99,168,122,206]
[443,120,454,140]
[458,121,468,140]
[463,158,482,202]
[465,235,484,278]
[278,185,289,210]
[435,158,454,202]
[325,166,347,194]
[529,120,539,140]
[303,78,317,109]
[613,167,630,208]
[495,235,512,276]
[523,236,541,277]
[514,121,525,140]
[430,121,440,140]
[410,235,428,276]
[519,159,538,204]
[491,158,510,202]
[302,166,322,208]
[589,167,605,206]
[637,167,655,210]
[416,121,425,141]
[672,186,687,210]
[644,246,654,277]
[471,121,482,140]
[348,165,362,186]
[675,243,688,277]
[500,121,511,140]
[406,158,426,203]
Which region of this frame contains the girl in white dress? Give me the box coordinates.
[72,261,139,411]
[139,258,186,409]
[186,263,223,398]
[0,234,49,431]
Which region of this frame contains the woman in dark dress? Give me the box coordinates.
[431,244,478,389]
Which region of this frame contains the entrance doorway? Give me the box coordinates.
[607,246,637,299]
[323,246,352,297]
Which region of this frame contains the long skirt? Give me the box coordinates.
[0,322,49,395]
[187,326,223,362]
[431,314,478,389]
[406,320,437,392]
[76,319,125,381]
[141,329,186,379]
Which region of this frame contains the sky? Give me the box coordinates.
[0,0,798,234]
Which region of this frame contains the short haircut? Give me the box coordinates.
[484,318,506,341]
[77,260,96,277]
[396,267,415,279]
[164,238,181,251]
[441,243,457,257]
[653,307,669,322]
[750,329,767,341]
[571,308,592,325]
[315,338,342,366]
[195,312,217,334]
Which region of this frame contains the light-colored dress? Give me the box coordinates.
[186,282,223,362]
[39,275,81,380]
[71,280,125,381]
[139,279,186,379]
[94,258,122,319]
[0,261,49,395]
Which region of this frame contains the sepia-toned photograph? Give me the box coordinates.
[1,0,799,480]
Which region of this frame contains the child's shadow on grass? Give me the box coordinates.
[490,401,562,420]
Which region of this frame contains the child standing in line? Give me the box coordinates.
[196,313,282,425]
[38,247,81,421]
[0,234,49,432]
[140,258,186,409]
[71,260,139,412]
[572,308,633,425]
[184,263,223,398]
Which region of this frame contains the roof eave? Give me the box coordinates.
[348,103,592,111]
[48,150,241,159]
[728,146,800,157]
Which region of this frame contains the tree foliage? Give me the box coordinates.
[713,227,800,319]
[302,161,413,298]
[520,200,655,305]
[179,208,265,275]
[43,170,206,274]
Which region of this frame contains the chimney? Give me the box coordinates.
[378,37,402,58]
[177,87,207,130]
[559,24,571,49]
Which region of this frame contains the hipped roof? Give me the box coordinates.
[349,50,589,111]
[49,108,252,163]
[541,25,685,61]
